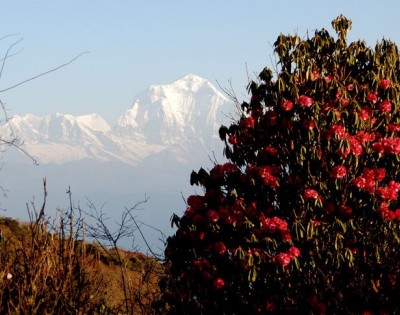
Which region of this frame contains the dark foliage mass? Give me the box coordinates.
[156,16,400,314]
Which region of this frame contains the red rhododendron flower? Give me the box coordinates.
[228,134,239,145]
[281,100,293,111]
[274,217,288,231]
[330,165,347,178]
[339,205,352,216]
[214,242,227,255]
[210,164,225,179]
[184,207,195,216]
[341,98,350,106]
[380,78,391,90]
[213,277,225,290]
[374,168,386,181]
[265,301,275,311]
[274,253,291,266]
[330,124,347,138]
[378,100,392,112]
[264,146,278,156]
[367,92,378,104]
[353,176,366,189]
[349,138,363,156]
[288,246,300,258]
[377,202,396,220]
[262,217,278,233]
[222,162,238,173]
[297,95,314,107]
[376,137,400,154]
[336,92,350,106]
[376,187,397,200]
[207,209,219,223]
[262,216,288,234]
[242,116,255,128]
[281,231,292,242]
[304,189,319,200]
[372,141,385,153]
[337,146,350,158]
[389,180,400,192]
[362,168,375,180]
[258,166,279,187]
[305,120,315,130]
[359,107,373,121]
[198,232,205,240]
[187,195,204,211]
[356,130,375,143]
[388,123,400,132]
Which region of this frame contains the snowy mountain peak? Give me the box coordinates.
[172,74,209,91]
[151,74,228,100]
[116,74,231,145]
[2,74,234,165]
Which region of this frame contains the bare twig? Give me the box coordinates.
[0,100,38,164]
[129,215,164,260]
[0,51,90,93]
[0,38,23,81]
[82,196,151,315]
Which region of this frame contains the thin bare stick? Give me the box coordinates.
[0,97,38,164]
[0,38,23,81]
[130,216,164,260]
[0,51,90,93]
[0,34,20,41]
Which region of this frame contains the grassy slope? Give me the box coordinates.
[0,216,163,314]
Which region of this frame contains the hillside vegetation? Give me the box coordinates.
[0,210,163,314]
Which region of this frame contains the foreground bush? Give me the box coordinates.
[0,213,107,314]
[0,188,162,314]
[157,16,400,314]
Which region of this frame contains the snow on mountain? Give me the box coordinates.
[75,113,111,133]
[115,74,230,145]
[1,74,233,165]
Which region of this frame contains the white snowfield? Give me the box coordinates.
[2,74,232,165]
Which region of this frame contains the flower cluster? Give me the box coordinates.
[271,246,301,266]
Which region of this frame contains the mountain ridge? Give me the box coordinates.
[3,74,232,166]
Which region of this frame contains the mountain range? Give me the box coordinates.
[0,74,237,252]
[2,74,233,165]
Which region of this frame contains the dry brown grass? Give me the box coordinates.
[0,214,163,314]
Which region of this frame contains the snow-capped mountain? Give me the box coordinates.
[2,74,233,165]
[116,74,229,144]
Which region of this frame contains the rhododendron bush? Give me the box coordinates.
[155,16,400,314]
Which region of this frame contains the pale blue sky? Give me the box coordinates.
[0,1,399,124]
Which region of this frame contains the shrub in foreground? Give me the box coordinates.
[157,16,400,314]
